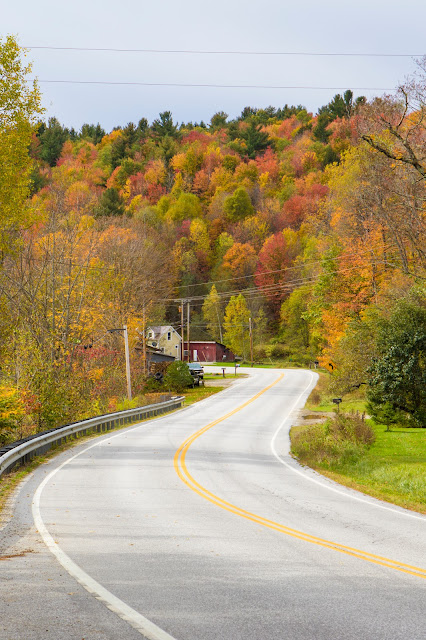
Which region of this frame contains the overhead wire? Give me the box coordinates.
[29,44,415,91]
[177,242,397,290]
[162,259,395,304]
[37,79,395,91]
[26,46,424,57]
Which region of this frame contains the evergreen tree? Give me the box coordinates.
[80,123,105,144]
[152,111,179,139]
[96,188,125,217]
[210,111,228,129]
[239,120,270,159]
[367,296,426,427]
[38,117,69,166]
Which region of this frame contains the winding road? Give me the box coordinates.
[1,367,425,640]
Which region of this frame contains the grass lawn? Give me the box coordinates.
[320,423,426,513]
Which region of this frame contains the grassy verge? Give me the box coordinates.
[292,375,426,514]
[203,373,245,380]
[181,385,225,406]
[305,371,366,413]
[209,361,304,369]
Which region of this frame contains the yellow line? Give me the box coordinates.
[174,374,426,580]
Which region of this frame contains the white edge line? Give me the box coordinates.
[32,427,178,640]
[270,372,426,523]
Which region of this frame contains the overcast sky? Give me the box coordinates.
[4,0,426,131]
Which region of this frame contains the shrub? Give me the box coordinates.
[265,343,289,359]
[291,411,375,468]
[253,344,267,360]
[143,377,163,392]
[163,361,193,392]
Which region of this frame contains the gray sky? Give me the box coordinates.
[4,0,426,131]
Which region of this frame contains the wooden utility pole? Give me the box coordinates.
[187,301,190,362]
[249,316,254,368]
[123,325,132,400]
[107,327,132,400]
[142,303,147,375]
[180,301,184,361]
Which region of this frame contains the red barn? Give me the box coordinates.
[184,341,235,363]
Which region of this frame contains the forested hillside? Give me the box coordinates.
[0,36,424,440]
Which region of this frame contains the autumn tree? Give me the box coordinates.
[202,285,224,342]
[255,232,299,313]
[223,187,254,222]
[359,60,426,181]
[221,242,257,288]
[280,286,312,353]
[313,90,365,143]
[0,35,43,255]
[167,192,203,222]
[223,294,250,359]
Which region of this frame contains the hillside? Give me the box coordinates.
[0,36,424,438]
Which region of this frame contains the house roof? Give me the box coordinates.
[147,325,181,340]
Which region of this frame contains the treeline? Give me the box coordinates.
[0,35,424,443]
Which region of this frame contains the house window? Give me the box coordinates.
[167,332,171,340]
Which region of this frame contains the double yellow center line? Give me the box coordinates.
[174,374,426,580]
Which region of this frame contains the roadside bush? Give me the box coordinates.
[291,411,375,468]
[116,395,147,412]
[253,344,267,360]
[143,376,163,392]
[265,343,289,359]
[163,361,193,392]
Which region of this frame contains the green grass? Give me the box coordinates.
[320,423,426,513]
[208,360,306,369]
[181,385,225,406]
[203,372,245,380]
[305,371,366,413]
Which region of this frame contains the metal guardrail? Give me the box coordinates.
[0,396,184,478]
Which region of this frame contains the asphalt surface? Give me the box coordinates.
[1,367,425,640]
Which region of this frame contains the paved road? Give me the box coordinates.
[1,368,425,640]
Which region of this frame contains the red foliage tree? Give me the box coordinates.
[255,233,292,312]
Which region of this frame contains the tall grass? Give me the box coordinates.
[292,411,375,468]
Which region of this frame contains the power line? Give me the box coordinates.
[163,260,393,304]
[10,241,393,280]
[37,79,394,91]
[178,242,396,289]
[26,46,424,57]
